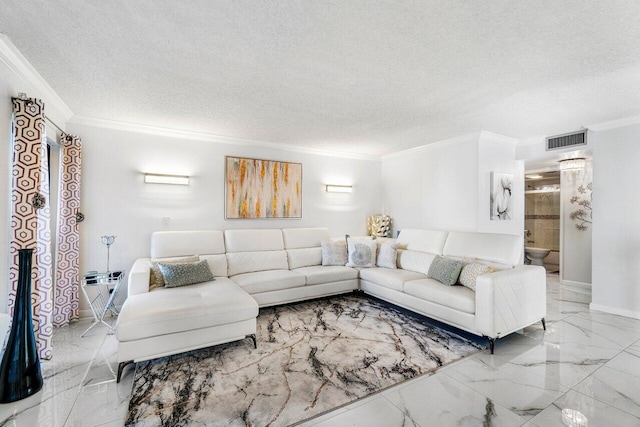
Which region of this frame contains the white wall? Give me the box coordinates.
[560,160,592,285]
[67,122,382,306]
[382,131,523,239]
[591,124,640,319]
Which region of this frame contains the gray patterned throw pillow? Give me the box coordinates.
[158,260,214,288]
[427,256,463,286]
[148,255,199,290]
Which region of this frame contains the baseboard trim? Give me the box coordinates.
[589,303,640,320]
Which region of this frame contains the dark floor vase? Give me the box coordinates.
[0,248,43,402]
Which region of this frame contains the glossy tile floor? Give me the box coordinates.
[2,273,640,426]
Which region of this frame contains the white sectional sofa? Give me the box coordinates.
[115,227,546,381]
[360,229,547,353]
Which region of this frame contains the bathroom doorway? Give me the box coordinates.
[524,171,560,272]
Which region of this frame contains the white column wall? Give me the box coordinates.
[560,160,592,285]
[591,124,640,318]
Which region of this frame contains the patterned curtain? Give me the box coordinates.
[53,133,82,326]
[9,98,54,360]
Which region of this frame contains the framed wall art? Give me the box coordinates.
[225,156,302,219]
[490,171,513,221]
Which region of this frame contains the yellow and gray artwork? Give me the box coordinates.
[226,156,302,219]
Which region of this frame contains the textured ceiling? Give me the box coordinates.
[1,1,640,156]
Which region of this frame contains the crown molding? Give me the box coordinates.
[381,131,488,160]
[0,34,73,121]
[68,115,381,161]
[587,114,640,132]
[478,130,518,145]
[382,130,519,161]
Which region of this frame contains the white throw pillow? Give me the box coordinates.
[321,241,348,266]
[346,236,377,268]
[376,242,398,269]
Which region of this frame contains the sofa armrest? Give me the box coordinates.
[128,258,151,296]
[475,265,546,338]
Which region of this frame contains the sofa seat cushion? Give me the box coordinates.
[403,279,476,314]
[116,279,258,342]
[293,265,358,285]
[359,268,426,292]
[230,269,305,294]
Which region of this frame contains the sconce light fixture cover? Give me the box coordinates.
[559,158,586,171]
[144,173,190,185]
[326,185,352,193]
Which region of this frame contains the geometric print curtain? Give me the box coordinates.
[9,97,53,360]
[53,133,82,326]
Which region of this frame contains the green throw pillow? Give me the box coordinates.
[158,260,214,288]
[427,256,463,286]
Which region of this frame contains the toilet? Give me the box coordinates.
[525,247,551,266]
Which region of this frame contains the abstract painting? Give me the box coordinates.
[490,172,513,220]
[225,156,302,219]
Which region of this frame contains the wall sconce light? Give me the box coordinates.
[326,185,352,193]
[559,158,586,171]
[144,173,190,185]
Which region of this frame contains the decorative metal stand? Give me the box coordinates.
[100,235,116,273]
[80,271,123,337]
[0,248,44,402]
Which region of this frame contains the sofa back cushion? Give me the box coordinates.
[199,254,229,277]
[443,231,522,267]
[396,229,448,254]
[224,229,289,276]
[287,248,323,269]
[151,230,226,258]
[224,229,284,252]
[396,250,436,275]
[282,228,331,249]
[282,228,330,269]
[226,251,289,276]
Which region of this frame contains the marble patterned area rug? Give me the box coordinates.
[126,293,483,426]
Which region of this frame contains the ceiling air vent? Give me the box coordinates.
[546,130,587,151]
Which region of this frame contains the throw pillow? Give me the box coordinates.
[345,236,377,268]
[458,262,494,291]
[321,241,348,266]
[377,242,398,269]
[148,255,199,290]
[158,260,214,288]
[427,256,463,286]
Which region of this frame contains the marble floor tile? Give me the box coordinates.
[539,316,631,351]
[626,339,640,357]
[493,339,618,389]
[530,389,640,427]
[303,395,417,427]
[444,353,569,419]
[572,350,640,418]
[382,372,526,426]
[64,376,133,427]
[544,299,590,322]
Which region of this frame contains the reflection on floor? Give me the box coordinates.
[2,274,640,426]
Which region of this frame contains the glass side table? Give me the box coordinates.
[81,270,124,337]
